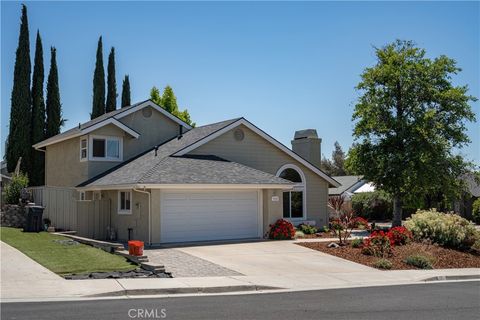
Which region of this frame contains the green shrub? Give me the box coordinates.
[405,209,478,249]
[471,239,480,253]
[297,223,318,235]
[4,173,29,204]
[351,191,392,221]
[322,226,330,233]
[373,258,392,270]
[404,254,433,269]
[472,198,480,224]
[351,238,363,248]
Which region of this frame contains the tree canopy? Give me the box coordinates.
[321,141,349,176]
[346,40,476,226]
[121,75,131,108]
[30,30,46,186]
[45,47,64,138]
[106,47,117,112]
[6,4,31,173]
[91,36,105,119]
[150,85,195,126]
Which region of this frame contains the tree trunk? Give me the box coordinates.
[392,195,403,227]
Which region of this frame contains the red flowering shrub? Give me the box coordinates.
[387,226,412,246]
[269,219,295,240]
[362,230,394,258]
[353,217,369,230]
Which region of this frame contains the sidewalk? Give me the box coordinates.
[1,241,479,302]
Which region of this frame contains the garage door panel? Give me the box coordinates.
[160,190,260,243]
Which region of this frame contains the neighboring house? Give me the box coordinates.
[33,100,339,244]
[454,173,480,221]
[328,176,375,200]
[328,175,375,215]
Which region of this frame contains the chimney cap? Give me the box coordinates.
[294,129,318,140]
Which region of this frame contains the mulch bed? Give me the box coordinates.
[297,241,480,270]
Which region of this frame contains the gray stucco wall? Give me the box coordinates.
[188,124,330,227]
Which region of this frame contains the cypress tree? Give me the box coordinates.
[91,36,105,119]
[45,47,62,138]
[121,75,131,108]
[30,30,46,186]
[106,47,117,112]
[6,4,32,173]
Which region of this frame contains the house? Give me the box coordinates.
[328,176,375,199]
[328,176,375,215]
[454,173,480,221]
[33,100,339,244]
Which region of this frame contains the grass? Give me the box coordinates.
[0,227,136,275]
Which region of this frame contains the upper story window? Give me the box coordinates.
[88,135,123,161]
[80,138,88,161]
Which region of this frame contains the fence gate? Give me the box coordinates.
[76,200,111,239]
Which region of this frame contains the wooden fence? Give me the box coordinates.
[28,186,110,240]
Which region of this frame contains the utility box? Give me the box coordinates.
[23,205,44,232]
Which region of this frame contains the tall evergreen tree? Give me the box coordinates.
[321,141,349,176]
[106,47,117,112]
[6,4,32,173]
[45,47,63,138]
[30,30,46,186]
[161,86,179,114]
[121,75,131,108]
[91,36,105,119]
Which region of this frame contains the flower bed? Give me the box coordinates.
[297,241,480,270]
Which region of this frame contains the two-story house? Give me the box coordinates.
[34,100,339,244]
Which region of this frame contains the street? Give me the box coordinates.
[2,282,479,320]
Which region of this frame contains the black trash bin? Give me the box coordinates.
[23,205,44,232]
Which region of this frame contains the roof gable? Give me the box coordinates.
[173,118,340,187]
[33,100,192,149]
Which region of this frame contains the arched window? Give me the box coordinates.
[276,164,306,219]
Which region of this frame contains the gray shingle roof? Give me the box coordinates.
[78,118,292,188]
[35,100,148,148]
[328,175,364,196]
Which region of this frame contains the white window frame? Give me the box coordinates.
[118,190,132,215]
[88,135,123,162]
[79,137,88,161]
[276,164,307,221]
[79,191,86,201]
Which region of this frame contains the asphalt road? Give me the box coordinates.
[2,282,479,320]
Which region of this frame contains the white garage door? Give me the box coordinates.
[160,190,261,243]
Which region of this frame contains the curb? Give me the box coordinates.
[88,285,281,297]
[422,275,480,282]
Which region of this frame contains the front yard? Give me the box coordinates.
[0,227,136,275]
[298,241,480,270]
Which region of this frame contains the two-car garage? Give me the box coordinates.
[160,190,262,243]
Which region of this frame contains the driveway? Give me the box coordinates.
[149,240,373,279]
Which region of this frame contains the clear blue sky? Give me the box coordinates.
[1,1,479,164]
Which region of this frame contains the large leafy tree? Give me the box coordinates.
[45,47,63,138]
[121,75,131,108]
[30,30,46,186]
[346,40,476,226]
[6,4,32,173]
[106,47,117,112]
[321,141,349,176]
[91,36,105,119]
[150,85,195,126]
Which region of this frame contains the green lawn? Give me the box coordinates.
[0,227,136,275]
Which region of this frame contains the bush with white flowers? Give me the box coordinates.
[405,209,478,249]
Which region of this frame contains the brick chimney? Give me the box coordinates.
[291,129,321,168]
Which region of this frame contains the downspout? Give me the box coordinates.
[133,188,151,246]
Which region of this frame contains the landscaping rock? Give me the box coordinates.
[327,242,340,248]
[64,268,172,280]
[0,205,26,228]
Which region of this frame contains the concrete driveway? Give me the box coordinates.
[174,240,374,277]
